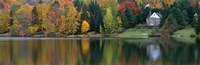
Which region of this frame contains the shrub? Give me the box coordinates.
[28,25,39,35]
[81,20,90,34]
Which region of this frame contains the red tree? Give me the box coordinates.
[117,1,138,16]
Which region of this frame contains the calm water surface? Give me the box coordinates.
[0,37,199,65]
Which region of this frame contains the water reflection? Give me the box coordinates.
[147,44,161,62]
[0,38,199,65]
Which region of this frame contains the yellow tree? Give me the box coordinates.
[163,0,175,5]
[99,0,117,13]
[136,0,143,5]
[66,6,81,35]
[154,3,162,8]
[59,15,67,34]
[83,0,90,5]
[99,0,109,8]
[151,0,162,8]
[42,18,55,36]
[81,20,90,34]
[142,0,149,4]
[103,7,116,34]
[116,16,122,27]
[188,0,200,7]
[36,3,51,26]
[0,10,10,33]
[141,0,162,8]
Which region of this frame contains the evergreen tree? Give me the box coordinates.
[118,11,128,28]
[172,7,187,29]
[31,6,38,25]
[95,7,104,33]
[142,7,151,24]
[88,1,104,33]
[194,19,200,35]
[137,12,144,24]
[78,4,90,34]
[194,11,200,35]
[74,0,83,12]
[160,7,187,29]
[124,6,137,29]
[186,6,197,23]
[192,14,198,27]
[161,14,178,34]
[160,7,170,27]
[176,0,189,10]
[88,1,95,32]
[103,7,116,34]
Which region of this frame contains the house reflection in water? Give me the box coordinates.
[146,44,161,63]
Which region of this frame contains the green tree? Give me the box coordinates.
[118,11,128,28]
[103,7,116,34]
[194,12,200,35]
[88,1,104,33]
[124,6,137,29]
[74,0,83,12]
[161,14,178,35]
[172,7,187,29]
[192,14,198,27]
[186,6,197,23]
[160,7,187,29]
[160,7,170,27]
[31,6,38,25]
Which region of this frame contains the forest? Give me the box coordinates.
[0,0,200,37]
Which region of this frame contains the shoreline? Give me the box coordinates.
[0,34,198,38]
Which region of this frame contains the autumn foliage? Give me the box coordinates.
[118,1,138,16]
[0,0,199,36]
[66,6,81,34]
[28,25,39,35]
[163,0,175,5]
[81,20,90,34]
[0,10,10,33]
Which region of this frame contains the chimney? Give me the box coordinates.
[149,11,152,16]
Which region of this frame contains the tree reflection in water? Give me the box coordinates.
[0,38,198,65]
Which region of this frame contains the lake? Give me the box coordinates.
[0,37,199,65]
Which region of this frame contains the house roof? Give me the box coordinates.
[150,12,160,18]
[194,13,198,17]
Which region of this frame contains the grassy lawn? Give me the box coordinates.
[171,28,196,44]
[172,28,195,38]
[118,28,154,38]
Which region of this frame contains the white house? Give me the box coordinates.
[194,13,198,17]
[146,12,161,26]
